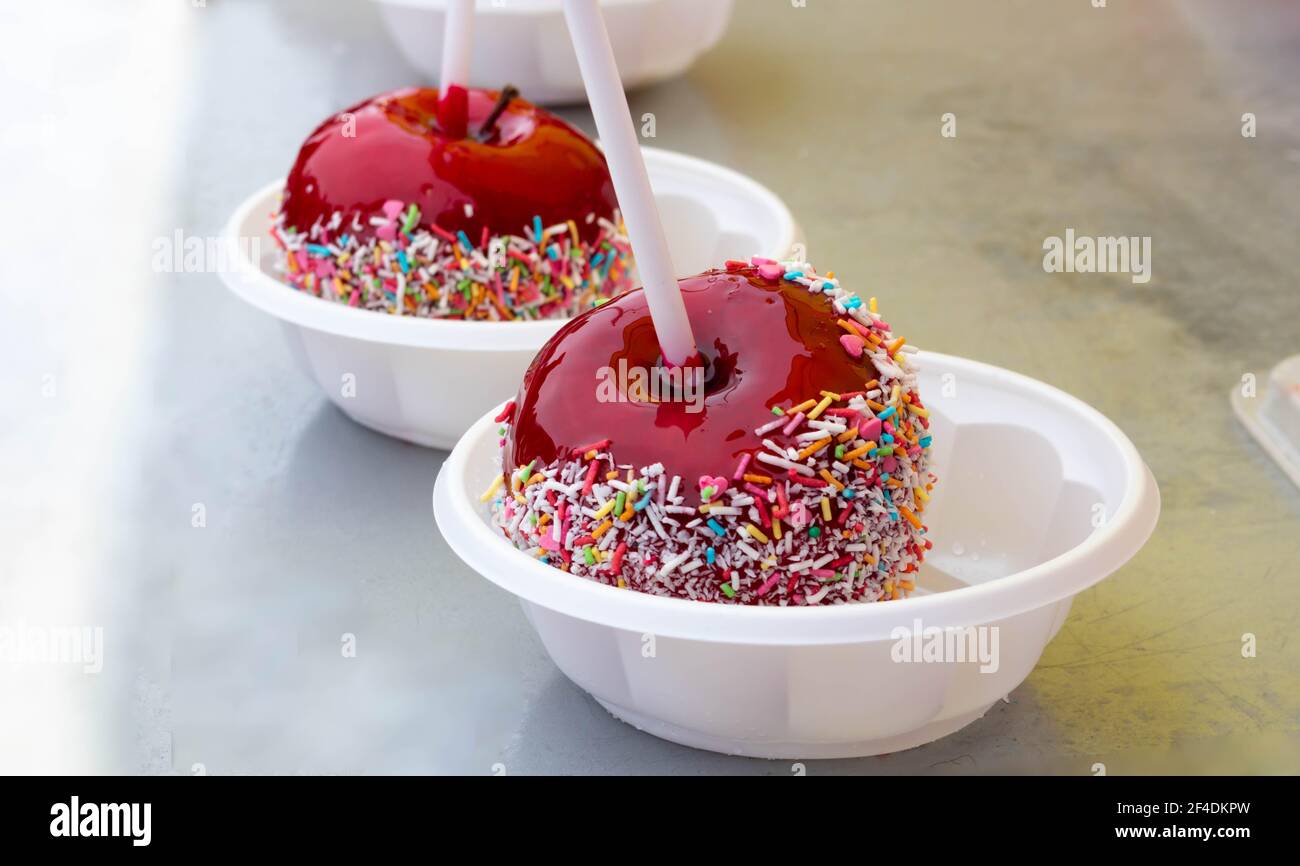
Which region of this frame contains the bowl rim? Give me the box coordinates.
[217,146,796,352]
[433,349,1161,644]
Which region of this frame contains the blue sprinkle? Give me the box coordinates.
[307,243,331,256]
[822,280,835,291]
[707,519,727,537]
[881,433,894,444]
[877,406,897,421]
[591,252,605,267]
[845,296,862,309]
[633,491,653,512]
[841,489,855,499]
[880,473,891,482]
[533,215,543,241]
[547,245,560,261]
[396,250,410,273]
[706,547,716,565]
[783,271,803,280]
[919,436,933,448]
[457,230,473,252]
[888,510,899,522]
[540,556,549,565]
[338,234,350,246]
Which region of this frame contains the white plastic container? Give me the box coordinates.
[371,0,735,105]
[1231,353,1300,489]
[218,148,797,448]
[433,351,1161,758]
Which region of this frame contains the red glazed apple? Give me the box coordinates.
[490,259,937,606]
[273,87,635,320]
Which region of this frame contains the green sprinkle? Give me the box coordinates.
[809,526,822,538]
[401,204,420,233]
[583,546,596,566]
[615,491,626,514]
[720,582,736,598]
[835,444,846,460]
[771,406,786,416]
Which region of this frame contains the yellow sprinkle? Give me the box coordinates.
[593,499,617,520]
[514,493,527,504]
[899,579,915,592]
[606,471,619,480]
[914,486,930,503]
[790,398,817,414]
[820,497,832,521]
[837,426,859,443]
[745,523,771,545]
[826,270,835,279]
[772,517,782,540]
[806,395,834,420]
[584,449,599,460]
[592,548,604,563]
[819,390,840,400]
[882,580,894,595]
[843,442,877,461]
[525,472,545,486]
[592,519,614,539]
[888,337,906,355]
[869,296,878,314]
[617,577,627,589]
[742,473,773,484]
[898,505,923,529]
[479,475,504,503]
[891,383,901,405]
[568,219,580,246]
[796,437,833,460]
[509,268,520,294]
[907,403,929,418]
[819,469,845,491]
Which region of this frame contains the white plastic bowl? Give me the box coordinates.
[433,351,1161,758]
[1231,353,1300,490]
[218,147,797,448]
[371,0,735,105]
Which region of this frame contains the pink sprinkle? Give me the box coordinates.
[810,569,835,578]
[757,262,783,281]
[882,456,899,473]
[860,417,883,441]
[347,289,361,307]
[750,256,776,266]
[381,199,405,220]
[582,460,600,496]
[732,453,752,481]
[781,411,806,436]
[376,223,397,242]
[755,572,783,597]
[698,475,728,497]
[839,334,865,358]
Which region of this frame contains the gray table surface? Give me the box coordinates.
[2,0,1298,775]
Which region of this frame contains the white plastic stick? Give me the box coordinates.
[440,0,475,91]
[561,0,697,366]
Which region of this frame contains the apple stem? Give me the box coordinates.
[478,85,520,141]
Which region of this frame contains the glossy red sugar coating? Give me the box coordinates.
[281,86,618,244]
